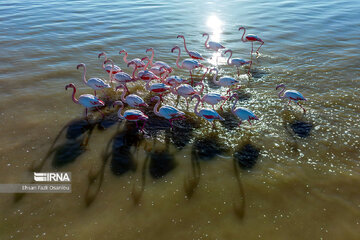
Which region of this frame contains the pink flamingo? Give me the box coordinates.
[276,84,307,113]
[170,82,204,108]
[115,84,148,108]
[191,94,224,127]
[210,68,240,93]
[104,59,137,91]
[113,101,148,131]
[238,26,264,57]
[200,93,228,110]
[76,63,110,96]
[202,33,225,51]
[65,83,105,118]
[224,49,252,76]
[146,47,173,73]
[146,79,171,101]
[151,96,185,128]
[119,49,145,69]
[171,46,206,86]
[229,93,258,126]
[163,75,188,87]
[98,52,122,74]
[136,57,162,81]
[177,35,204,60]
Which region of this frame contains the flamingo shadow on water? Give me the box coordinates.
[232,141,260,220]
[14,118,100,203]
[85,121,143,206]
[184,133,228,199]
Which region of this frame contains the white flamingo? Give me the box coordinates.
[113,101,148,131]
[98,52,122,74]
[191,94,224,127]
[171,82,204,108]
[104,59,137,91]
[76,63,110,96]
[177,35,204,60]
[119,49,145,69]
[146,47,173,73]
[200,93,228,110]
[224,49,252,76]
[276,84,307,113]
[151,96,185,128]
[65,83,105,118]
[238,26,264,57]
[116,84,148,108]
[229,93,258,126]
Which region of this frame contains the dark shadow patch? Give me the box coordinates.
[52,139,86,167]
[193,135,227,161]
[65,119,93,140]
[290,121,313,138]
[234,144,260,170]
[169,117,199,149]
[97,118,117,130]
[149,151,176,179]
[110,145,136,175]
[220,111,238,130]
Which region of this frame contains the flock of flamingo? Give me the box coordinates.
[65,26,307,131]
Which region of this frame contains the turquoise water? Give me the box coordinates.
[0,0,360,239]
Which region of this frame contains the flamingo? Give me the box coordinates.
[146,47,173,73]
[98,52,122,74]
[115,84,148,108]
[119,49,145,69]
[229,93,258,126]
[191,94,224,127]
[276,84,307,113]
[113,101,148,131]
[136,57,163,81]
[76,63,110,97]
[224,49,252,76]
[238,26,264,57]
[151,96,185,128]
[210,68,240,93]
[171,46,206,86]
[65,83,105,118]
[163,75,188,87]
[104,59,137,91]
[200,93,228,110]
[202,33,225,51]
[177,35,204,60]
[171,82,204,108]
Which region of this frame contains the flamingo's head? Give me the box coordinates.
[119,49,126,54]
[76,63,85,70]
[238,26,246,31]
[221,96,228,101]
[98,52,105,59]
[190,94,200,101]
[224,49,231,55]
[276,84,286,90]
[171,46,180,53]
[112,100,123,108]
[146,47,154,53]
[140,114,149,121]
[115,84,125,91]
[127,61,135,68]
[65,83,75,90]
[209,67,217,74]
[202,33,209,37]
[139,103,149,108]
[229,93,239,101]
[104,59,113,65]
[177,35,184,39]
[141,56,149,62]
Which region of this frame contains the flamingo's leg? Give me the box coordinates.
[96,107,105,119]
[297,102,306,113]
[238,120,242,127]
[190,70,194,86]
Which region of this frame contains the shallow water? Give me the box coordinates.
[1,0,360,239]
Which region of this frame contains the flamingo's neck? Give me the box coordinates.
[107,59,114,83]
[278,86,286,99]
[122,52,128,64]
[240,27,246,42]
[149,49,154,67]
[196,82,204,94]
[144,58,150,70]
[153,98,161,117]
[101,53,107,70]
[82,65,87,84]
[116,104,125,119]
[204,34,210,49]
[120,86,127,102]
[182,37,190,54]
[193,95,201,116]
[175,48,182,69]
[70,86,79,104]
[212,69,219,85]
[131,66,138,79]
[231,97,238,113]
[226,50,232,66]
[200,68,209,82]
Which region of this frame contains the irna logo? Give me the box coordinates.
[34,172,71,182]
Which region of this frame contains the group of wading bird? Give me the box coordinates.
[65,27,307,131]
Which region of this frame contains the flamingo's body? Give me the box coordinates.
[146,80,171,94]
[171,83,203,108]
[119,50,145,69]
[146,48,173,73]
[191,94,224,126]
[116,84,148,108]
[76,63,110,96]
[113,101,148,131]
[172,46,205,85]
[163,76,188,87]
[229,93,258,126]
[201,93,228,109]
[238,27,264,57]
[65,83,105,118]
[202,33,225,51]
[137,57,163,81]
[177,35,204,60]
[276,84,307,113]
[210,68,239,89]
[151,96,185,127]
[98,52,122,74]
[104,59,136,90]
[224,49,252,75]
